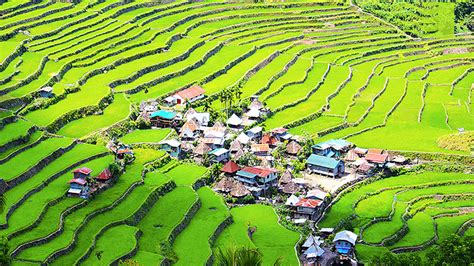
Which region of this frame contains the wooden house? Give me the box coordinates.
[234,166,279,192]
[306,154,345,177]
[150,110,177,127]
[293,198,324,220]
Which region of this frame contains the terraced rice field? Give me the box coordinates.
[0,0,471,264]
[319,171,474,262]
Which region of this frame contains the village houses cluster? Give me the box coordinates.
[65,85,410,264]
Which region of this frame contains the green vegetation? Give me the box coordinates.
[320,171,474,262]
[0,0,471,264]
[216,205,300,265]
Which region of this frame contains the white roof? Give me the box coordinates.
[285,195,300,206]
[294,218,307,224]
[246,108,260,118]
[189,112,210,126]
[159,139,181,147]
[333,230,357,245]
[227,114,242,126]
[39,86,53,92]
[68,188,82,194]
[205,130,225,139]
[306,189,327,200]
[320,228,334,233]
[203,137,225,146]
[247,126,262,134]
[280,133,293,140]
[164,96,176,102]
[236,132,250,145]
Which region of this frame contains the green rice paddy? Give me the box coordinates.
[0,0,471,264]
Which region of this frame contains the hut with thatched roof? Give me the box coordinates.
[286,140,302,155]
[214,177,235,193]
[231,182,251,198]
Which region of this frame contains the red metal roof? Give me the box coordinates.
[68,178,87,185]
[96,168,112,180]
[240,166,278,178]
[174,85,205,100]
[365,153,388,163]
[295,198,322,208]
[221,161,240,174]
[72,167,92,175]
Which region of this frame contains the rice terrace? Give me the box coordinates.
[0,0,472,265]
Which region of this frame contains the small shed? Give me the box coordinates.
[38,86,54,98]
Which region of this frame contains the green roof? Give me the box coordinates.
[150,110,176,119]
[306,154,341,169]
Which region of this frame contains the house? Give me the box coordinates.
[150,110,177,127]
[306,154,345,177]
[286,140,301,155]
[302,235,325,263]
[227,114,242,129]
[95,168,113,183]
[333,230,357,257]
[365,149,388,167]
[285,194,300,206]
[230,181,251,198]
[203,127,226,149]
[311,139,353,157]
[246,108,260,120]
[246,126,263,140]
[294,198,324,220]
[306,189,328,201]
[261,134,277,147]
[38,86,54,98]
[179,118,200,140]
[235,166,279,191]
[158,139,182,158]
[68,167,92,198]
[116,146,134,160]
[163,96,177,106]
[173,85,205,105]
[208,148,230,163]
[184,108,210,126]
[236,132,250,145]
[221,161,240,175]
[249,98,264,110]
[214,176,235,193]
[344,149,360,162]
[193,142,212,158]
[251,144,270,156]
[229,139,242,154]
[271,127,292,141]
[72,167,92,179]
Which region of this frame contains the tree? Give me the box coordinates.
[0,237,11,266]
[370,252,422,266]
[427,234,473,266]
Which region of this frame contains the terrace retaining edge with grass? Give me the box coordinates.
[5,140,77,189]
[2,151,109,231]
[205,215,234,266]
[0,133,44,165]
[74,181,177,265]
[0,126,37,154]
[110,229,143,266]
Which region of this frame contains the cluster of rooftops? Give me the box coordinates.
[67,167,113,198]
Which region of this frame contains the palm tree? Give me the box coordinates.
[215,246,262,266]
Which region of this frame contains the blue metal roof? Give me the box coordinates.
[236,170,257,179]
[150,110,176,119]
[312,139,351,149]
[306,154,341,169]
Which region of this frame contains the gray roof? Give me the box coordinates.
[302,235,322,248]
[333,230,357,245]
